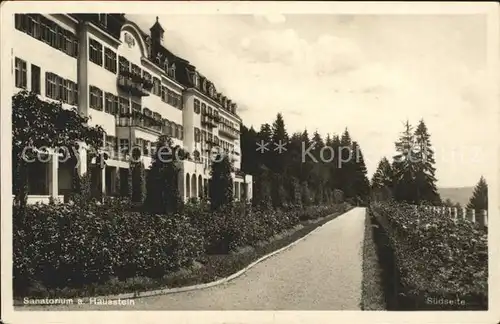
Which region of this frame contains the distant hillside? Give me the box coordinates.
[438,187,474,206]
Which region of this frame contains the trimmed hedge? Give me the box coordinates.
[14,198,349,298]
[370,201,488,310]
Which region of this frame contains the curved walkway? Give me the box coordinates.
[20,207,366,310]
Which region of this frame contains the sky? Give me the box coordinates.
[130,13,496,188]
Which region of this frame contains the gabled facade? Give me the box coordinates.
[12,13,252,203]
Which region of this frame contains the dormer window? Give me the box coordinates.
[209,85,215,97]
[193,72,200,88]
[163,58,169,73]
[170,63,176,78]
[156,53,162,65]
[203,79,208,92]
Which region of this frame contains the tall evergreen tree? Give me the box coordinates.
[392,120,419,203]
[467,176,488,212]
[371,157,394,201]
[144,135,182,214]
[351,141,370,203]
[209,154,234,210]
[339,128,355,198]
[270,113,289,174]
[413,119,440,204]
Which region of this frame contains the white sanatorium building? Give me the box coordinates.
[11,13,253,204]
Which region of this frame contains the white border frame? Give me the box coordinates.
[1,2,499,324]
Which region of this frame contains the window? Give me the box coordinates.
[119,97,130,115]
[27,14,41,39]
[201,103,207,114]
[15,58,27,89]
[143,71,152,83]
[173,124,179,139]
[161,86,168,102]
[119,139,129,152]
[179,125,184,140]
[119,56,129,73]
[169,63,176,79]
[105,93,115,114]
[194,99,201,114]
[153,77,160,96]
[163,59,169,73]
[62,79,70,103]
[45,72,57,99]
[112,95,119,115]
[89,38,103,66]
[15,14,79,58]
[131,64,141,76]
[105,135,115,151]
[69,81,78,105]
[194,128,201,143]
[89,86,103,110]
[164,119,171,136]
[104,48,117,73]
[29,63,40,94]
[143,140,149,156]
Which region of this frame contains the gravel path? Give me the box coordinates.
[19,207,366,311]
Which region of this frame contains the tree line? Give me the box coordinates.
[370,119,488,211]
[240,113,371,208]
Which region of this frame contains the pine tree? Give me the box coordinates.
[413,119,440,204]
[145,135,182,214]
[351,141,371,203]
[371,157,394,201]
[271,113,289,174]
[339,128,355,198]
[392,120,419,203]
[467,176,488,212]
[209,154,234,210]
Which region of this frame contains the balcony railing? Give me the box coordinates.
[201,114,217,128]
[218,124,240,139]
[117,71,153,97]
[116,112,163,134]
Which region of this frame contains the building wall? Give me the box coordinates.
[12,13,252,203]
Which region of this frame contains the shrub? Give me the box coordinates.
[370,201,487,309]
[13,199,203,296]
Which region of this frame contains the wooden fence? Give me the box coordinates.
[415,205,488,228]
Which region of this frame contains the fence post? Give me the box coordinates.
[471,209,476,223]
[453,207,458,220]
[483,210,488,227]
[462,207,467,220]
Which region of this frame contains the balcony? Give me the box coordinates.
[117,71,153,97]
[218,124,240,139]
[201,112,218,128]
[116,111,163,134]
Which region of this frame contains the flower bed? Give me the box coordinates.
[369,201,488,310]
[13,199,351,299]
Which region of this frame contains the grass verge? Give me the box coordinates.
[14,207,353,306]
[360,210,386,310]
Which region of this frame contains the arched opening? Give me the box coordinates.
[198,175,203,198]
[185,173,190,199]
[191,174,197,199]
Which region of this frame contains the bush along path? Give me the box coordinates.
[369,201,488,310]
[14,199,352,305]
[18,207,364,310]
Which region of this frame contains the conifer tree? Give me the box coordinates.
[145,135,182,214]
[467,176,488,212]
[209,154,234,210]
[392,120,418,203]
[351,141,371,203]
[413,119,440,204]
[339,128,355,198]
